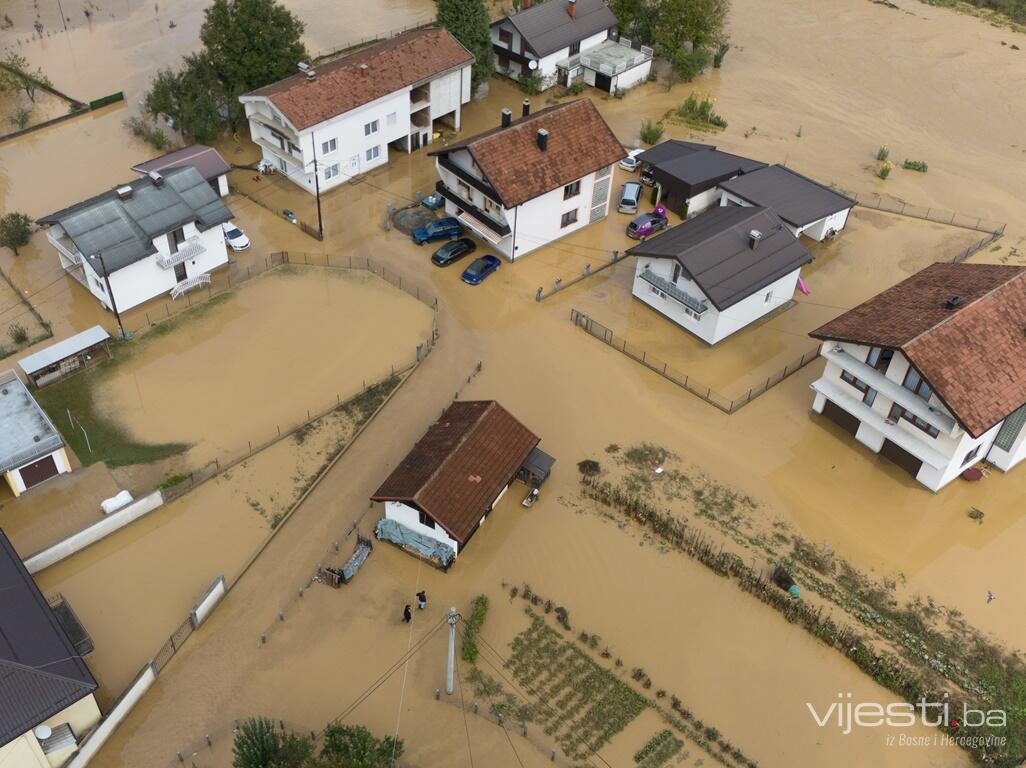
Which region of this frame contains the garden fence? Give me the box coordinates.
[849,192,1006,235]
[535,249,628,301]
[950,231,1004,263]
[569,309,820,413]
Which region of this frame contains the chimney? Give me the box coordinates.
[116,185,133,200]
[945,295,962,310]
[522,98,530,117]
[568,0,576,18]
[537,128,549,151]
[147,171,163,187]
[748,229,763,249]
[359,63,368,78]
[501,108,512,128]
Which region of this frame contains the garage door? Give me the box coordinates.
[879,439,923,479]
[18,454,59,490]
[821,399,860,436]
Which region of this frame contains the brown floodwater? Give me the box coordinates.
[92,267,433,464]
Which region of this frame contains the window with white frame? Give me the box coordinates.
[364,120,379,136]
[324,163,340,180]
[321,138,337,154]
[366,145,381,162]
[386,112,397,127]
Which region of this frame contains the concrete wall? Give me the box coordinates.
[384,500,459,556]
[0,695,102,768]
[4,447,71,497]
[429,67,465,125]
[24,491,164,574]
[611,59,652,92]
[190,575,227,628]
[64,666,155,768]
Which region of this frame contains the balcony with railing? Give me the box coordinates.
[437,155,499,201]
[47,231,82,265]
[157,236,207,269]
[638,269,708,315]
[410,84,431,114]
[170,273,211,299]
[572,39,653,76]
[435,181,511,237]
[248,110,297,140]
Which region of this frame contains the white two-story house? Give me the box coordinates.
[809,262,1026,491]
[491,0,651,92]
[37,166,232,312]
[428,99,626,260]
[627,206,812,345]
[240,28,473,195]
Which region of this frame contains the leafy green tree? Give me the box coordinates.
[436,0,494,92]
[653,0,727,84]
[0,53,53,103]
[318,724,403,768]
[609,0,659,45]
[0,212,33,256]
[146,54,226,143]
[232,717,313,768]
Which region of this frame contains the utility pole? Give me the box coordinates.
[90,254,125,339]
[445,607,457,695]
[310,139,324,240]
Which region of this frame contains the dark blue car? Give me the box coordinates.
[412,217,463,245]
[461,255,501,285]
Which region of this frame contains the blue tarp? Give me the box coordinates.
[375,518,456,569]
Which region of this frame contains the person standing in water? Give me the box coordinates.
[402,604,412,623]
[417,591,427,610]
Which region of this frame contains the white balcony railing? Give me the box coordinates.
[157,237,207,269]
[170,273,211,299]
[47,231,82,264]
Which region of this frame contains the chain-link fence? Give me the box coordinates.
[570,309,820,413]
[850,192,1006,235]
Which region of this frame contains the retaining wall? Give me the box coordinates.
[64,664,156,768]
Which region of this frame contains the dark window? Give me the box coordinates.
[902,368,934,403]
[561,209,578,228]
[499,28,512,46]
[840,370,869,394]
[672,263,681,283]
[866,346,894,373]
[889,403,940,438]
[563,180,581,199]
[168,227,186,254]
[418,510,433,527]
[569,40,581,56]
[962,444,981,466]
[863,388,878,407]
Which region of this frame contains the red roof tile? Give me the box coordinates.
[811,262,1026,437]
[432,99,626,207]
[371,401,540,544]
[245,28,473,131]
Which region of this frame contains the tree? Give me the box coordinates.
[0,212,33,256]
[653,0,728,84]
[436,0,494,92]
[232,717,312,768]
[200,0,308,127]
[609,0,659,45]
[146,54,226,143]
[318,724,403,768]
[0,53,53,103]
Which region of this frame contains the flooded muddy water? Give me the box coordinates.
[92,267,433,465]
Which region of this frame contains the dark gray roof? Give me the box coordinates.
[131,145,231,183]
[718,165,856,228]
[627,206,812,310]
[635,139,715,166]
[37,166,232,276]
[497,0,617,58]
[653,149,766,188]
[0,530,97,748]
[0,370,63,474]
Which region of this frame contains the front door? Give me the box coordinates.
[411,132,420,151]
[595,72,613,92]
[348,155,360,174]
[174,262,187,283]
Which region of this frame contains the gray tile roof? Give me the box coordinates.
[0,370,63,474]
[37,166,232,276]
[131,145,231,183]
[651,149,766,189]
[498,0,617,58]
[718,164,856,228]
[0,530,97,749]
[635,139,715,166]
[627,206,812,310]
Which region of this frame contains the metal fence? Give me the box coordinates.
[153,616,194,673]
[849,192,1006,235]
[570,309,820,413]
[535,249,628,301]
[310,20,436,62]
[951,231,1004,263]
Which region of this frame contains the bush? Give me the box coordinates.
[461,594,489,662]
[878,162,892,180]
[639,119,664,145]
[9,106,32,129]
[518,70,543,94]
[876,144,890,161]
[675,93,727,128]
[577,459,601,476]
[713,42,730,68]
[902,159,928,172]
[568,81,584,95]
[320,724,403,767]
[124,116,172,150]
[8,322,28,345]
[232,717,311,768]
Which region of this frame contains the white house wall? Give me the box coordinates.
[509,166,612,259]
[683,186,722,216]
[719,190,852,242]
[0,694,101,768]
[611,60,652,91]
[383,501,459,556]
[631,258,801,344]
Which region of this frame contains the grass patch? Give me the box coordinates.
[34,361,188,468]
[461,594,489,662]
[158,473,188,490]
[666,93,727,132]
[634,730,684,767]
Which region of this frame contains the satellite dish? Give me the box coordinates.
[34,725,53,741]
[528,59,538,70]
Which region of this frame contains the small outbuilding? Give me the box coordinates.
[0,370,70,497]
[718,164,856,242]
[371,400,551,566]
[639,143,766,218]
[131,145,232,198]
[18,326,111,388]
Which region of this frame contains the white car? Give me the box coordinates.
[221,222,251,251]
[619,149,644,171]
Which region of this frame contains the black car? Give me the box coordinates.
[431,238,477,266]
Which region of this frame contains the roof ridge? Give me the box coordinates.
[902,267,1026,350]
[0,657,95,690]
[412,402,496,509]
[679,207,768,256]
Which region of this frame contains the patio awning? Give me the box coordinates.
[18,325,110,376]
[457,212,505,245]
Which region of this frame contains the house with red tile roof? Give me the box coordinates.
[428,99,626,259]
[809,262,1026,491]
[239,28,473,195]
[371,401,553,565]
